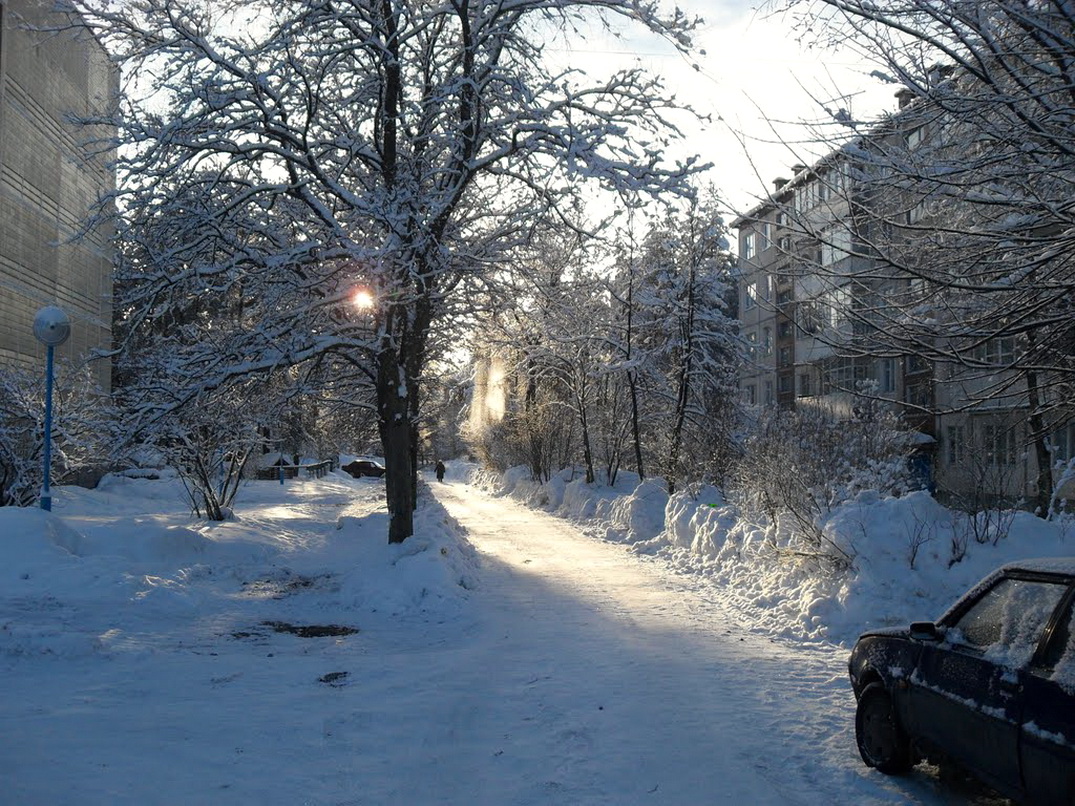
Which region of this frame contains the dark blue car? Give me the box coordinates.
[849,559,1075,804]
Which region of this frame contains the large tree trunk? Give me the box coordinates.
[376,287,433,543]
[628,373,644,479]
[377,346,416,543]
[577,389,596,485]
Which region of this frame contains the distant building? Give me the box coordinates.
[0,0,116,391]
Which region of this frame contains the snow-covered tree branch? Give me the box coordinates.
[68,0,706,540]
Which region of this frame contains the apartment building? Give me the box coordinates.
[0,0,116,391]
[732,90,1074,507]
[735,152,912,414]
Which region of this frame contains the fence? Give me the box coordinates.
[254,459,336,481]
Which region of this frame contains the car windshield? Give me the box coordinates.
[948,577,1067,669]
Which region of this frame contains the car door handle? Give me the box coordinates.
[998,678,1021,698]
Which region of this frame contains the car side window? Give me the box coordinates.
[950,577,1067,668]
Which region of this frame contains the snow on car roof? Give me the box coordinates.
[1002,557,1075,576]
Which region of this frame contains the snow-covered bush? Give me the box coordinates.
[731,401,916,568]
[117,386,265,521]
[0,364,110,507]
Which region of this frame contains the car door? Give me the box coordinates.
[1019,588,1075,806]
[905,575,1068,796]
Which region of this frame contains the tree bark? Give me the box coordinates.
[625,269,645,481]
[575,370,596,484]
[377,345,416,543]
[666,245,697,496]
[1024,331,1053,517]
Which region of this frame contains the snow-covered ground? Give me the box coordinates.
[0,465,1035,803]
[479,464,1075,647]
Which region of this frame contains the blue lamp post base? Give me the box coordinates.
[40,344,55,512]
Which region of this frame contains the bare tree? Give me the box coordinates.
[68,0,704,541]
[475,224,608,482]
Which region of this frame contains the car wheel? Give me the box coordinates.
[855,682,914,774]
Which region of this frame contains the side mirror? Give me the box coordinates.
[910,621,942,642]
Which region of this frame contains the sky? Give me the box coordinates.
[2,459,1069,802]
[557,0,901,215]
[686,2,899,211]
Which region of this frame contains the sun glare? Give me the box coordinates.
[351,289,375,310]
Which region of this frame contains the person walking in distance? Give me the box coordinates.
[435,460,446,482]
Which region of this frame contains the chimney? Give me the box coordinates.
[773,177,789,191]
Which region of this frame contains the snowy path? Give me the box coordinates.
[422,480,1001,805]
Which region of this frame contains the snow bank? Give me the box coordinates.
[335,493,479,620]
[0,507,84,580]
[471,464,1075,646]
[0,473,480,659]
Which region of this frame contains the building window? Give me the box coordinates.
[821,227,852,265]
[745,384,757,405]
[905,382,931,409]
[907,127,923,149]
[795,182,819,211]
[879,358,896,393]
[798,301,823,335]
[828,166,845,194]
[778,346,792,367]
[822,285,852,329]
[823,358,868,394]
[778,375,793,394]
[798,372,813,397]
[745,331,758,359]
[777,235,792,252]
[906,354,930,375]
[776,288,793,306]
[762,327,773,357]
[946,425,965,467]
[743,232,757,261]
[744,281,758,311]
[982,420,1018,467]
[976,337,1016,366]
[1050,423,1075,461]
[764,380,774,405]
[777,320,793,339]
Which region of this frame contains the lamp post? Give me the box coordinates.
[33,306,71,512]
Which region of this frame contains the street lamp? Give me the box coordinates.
[32,306,70,512]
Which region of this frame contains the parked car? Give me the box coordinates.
[342,459,386,478]
[849,559,1075,804]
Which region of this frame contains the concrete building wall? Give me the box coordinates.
[0,0,115,391]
